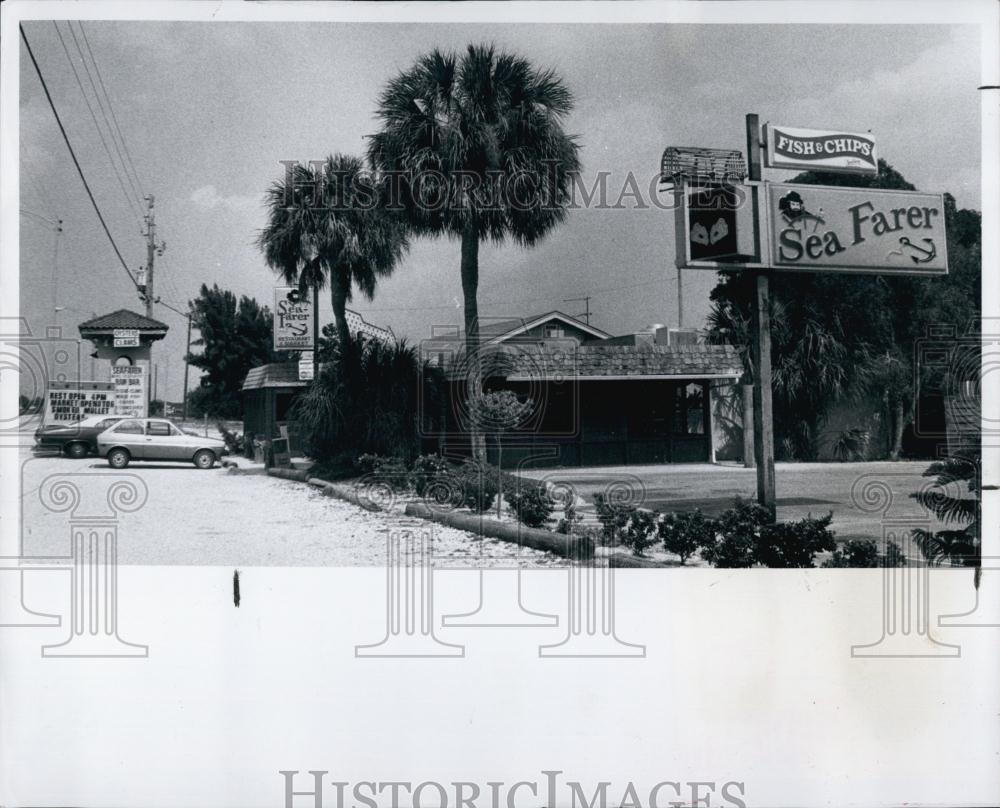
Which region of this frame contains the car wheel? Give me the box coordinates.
[107,448,130,469]
[193,449,216,469]
[65,442,88,459]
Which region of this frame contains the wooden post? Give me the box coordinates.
[750,273,776,518]
[745,113,775,518]
[742,382,755,468]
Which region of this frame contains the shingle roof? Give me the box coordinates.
[242,361,330,391]
[78,309,170,332]
[450,343,743,380]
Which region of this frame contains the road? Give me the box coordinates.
[17,449,565,567]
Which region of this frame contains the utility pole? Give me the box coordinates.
[745,113,776,519]
[562,295,591,326]
[182,311,192,421]
[142,195,156,318]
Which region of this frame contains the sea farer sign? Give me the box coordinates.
[767,183,948,276]
[765,124,878,176]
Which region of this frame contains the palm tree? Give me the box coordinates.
[258,154,408,348]
[367,44,581,456]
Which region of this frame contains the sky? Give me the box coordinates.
[18,21,982,402]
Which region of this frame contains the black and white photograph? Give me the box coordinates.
[1,1,998,806]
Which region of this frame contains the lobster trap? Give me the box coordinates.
[660,147,747,187]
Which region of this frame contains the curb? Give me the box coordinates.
[608,554,681,568]
[266,468,384,512]
[404,502,593,560]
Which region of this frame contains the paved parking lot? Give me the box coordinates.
[520,460,955,542]
[18,449,564,567]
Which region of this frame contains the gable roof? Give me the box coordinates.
[78,309,170,332]
[479,311,612,344]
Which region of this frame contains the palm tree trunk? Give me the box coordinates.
[461,221,486,461]
[331,271,351,349]
[889,396,905,461]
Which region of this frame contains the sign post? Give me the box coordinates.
[745,113,776,518]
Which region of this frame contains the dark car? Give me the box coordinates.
[34,415,126,458]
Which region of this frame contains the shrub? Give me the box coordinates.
[823,539,879,567]
[217,422,245,455]
[453,460,499,513]
[355,453,410,492]
[832,428,870,462]
[755,513,836,568]
[506,481,555,528]
[658,509,715,564]
[293,336,444,464]
[620,509,659,556]
[408,454,452,496]
[556,502,584,535]
[700,498,770,567]
[593,493,635,545]
[823,538,907,568]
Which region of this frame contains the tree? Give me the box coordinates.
[186,284,289,418]
[911,448,980,573]
[293,335,444,465]
[469,389,532,518]
[258,154,408,348]
[368,44,581,457]
[707,159,981,460]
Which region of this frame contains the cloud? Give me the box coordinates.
[189,185,262,213]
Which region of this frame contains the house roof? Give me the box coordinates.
[242,361,329,391]
[481,311,613,344]
[464,343,743,381]
[78,309,170,332]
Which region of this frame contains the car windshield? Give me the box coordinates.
[113,419,144,434]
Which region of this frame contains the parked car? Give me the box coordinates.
[96,417,227,469]
[34,415,126,458]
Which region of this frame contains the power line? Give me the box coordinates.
[75,21,146,209]
[51,21,143,229]
[354,275,670,314]
[21,25,139,290]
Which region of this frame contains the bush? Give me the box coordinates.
[217,422,245,455]
[355,453,410,492]
[755,513,836,568]
[822,538,907,568]
[593,493,635,545]
[620,508,659,556]
[293,336,444,464]
[658,509,714,564]
[409,454,452,496]
[506,481,555,528]
[700,498,770,567]
[453,460,499,513]
[556,502,584,535]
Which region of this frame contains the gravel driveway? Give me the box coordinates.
[18,450,565,567]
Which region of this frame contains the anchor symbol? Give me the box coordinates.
[896,236,937,264]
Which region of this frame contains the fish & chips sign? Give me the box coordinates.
[765,124,878,175]
[767,183,947,276]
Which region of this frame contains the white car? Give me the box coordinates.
[97,418,227,469]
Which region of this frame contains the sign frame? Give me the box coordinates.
[273,286,315,352]
[765,182,948,277]
[764,123,878,176]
